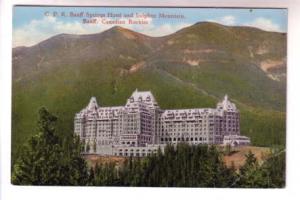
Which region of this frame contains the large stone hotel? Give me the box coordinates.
[74,90,250,156]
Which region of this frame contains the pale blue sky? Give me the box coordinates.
[13,6,287,47]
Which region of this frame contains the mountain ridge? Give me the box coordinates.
[13,22,286,82]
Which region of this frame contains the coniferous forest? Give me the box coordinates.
[12,108,285,187]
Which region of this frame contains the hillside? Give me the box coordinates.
[12,22,286,163]
[223,146,271,169]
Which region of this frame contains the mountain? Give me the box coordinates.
[156,22,286,82]
[12,22,286,163]
[13,26,162,80]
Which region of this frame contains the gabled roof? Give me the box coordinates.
[217,95,237,111]
[87,97,98,110]
[125,89,159,108]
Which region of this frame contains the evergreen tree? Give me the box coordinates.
[88,166,95,186]
[93,140,97,153]
[86,142,90,153]
[237,151,266,187]
[224,144,232,155]
[260,149,285,187]
[12,107,89,185]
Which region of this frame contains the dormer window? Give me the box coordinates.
[146,96,151,101]
[130,97,134,103]
[138,96,142,102]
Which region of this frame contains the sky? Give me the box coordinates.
[12,6,287,47]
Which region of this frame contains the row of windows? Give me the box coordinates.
[121,141,136,145]
[119,148,155,152]
[97,140,111,145]
[140,136,151,142]
[97,122,121,126]
[164,127,209,132]
[165,123,209,128]
[160,137,207,142]
[161,131,208,136]
[121,135,137,139]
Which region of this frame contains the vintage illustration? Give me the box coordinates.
[12,6,286,187]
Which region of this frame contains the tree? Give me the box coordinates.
[12,107,89,185]
[224,144,232,155]
[237,151,267,188]
[264,149,285,187]
[254,148,286,188]
[93,140,97,153]
[88,167,95,186]
[86,142,90,153]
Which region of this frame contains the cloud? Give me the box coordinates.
[13,15,192,47]
[13,16,97,47]
[135,23,191,37]
[207,15,283,33]
[244,17,282,32]
[220,15,236,26]
[208,15,236,26]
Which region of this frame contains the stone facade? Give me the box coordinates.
[74,89,250,156]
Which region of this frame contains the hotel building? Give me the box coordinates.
[74,90,250,156]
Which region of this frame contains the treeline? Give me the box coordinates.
[88,144,285,188]
[12,108,285,187]
[90,144,236,187]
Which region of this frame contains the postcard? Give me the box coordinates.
[11,6,287,187]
